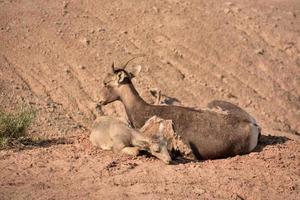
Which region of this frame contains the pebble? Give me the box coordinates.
[194,188,206,195]
[153,6,159,13]
[81,37,90,46]
[224,8,231,14]
[287,11,296,18]
[98,28,106,32]
[217,74,225,80]
[232,193,244,200]
[64,68,71,73]
[255,48,264,55]
[78,65,86,70]
[227,93,237,99]
[63,1,69,9]
[232,7,241,13]
[225,2,234,6]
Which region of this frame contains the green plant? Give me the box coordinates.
[0,106,36,148]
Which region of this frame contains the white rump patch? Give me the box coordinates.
[248,123,260,152]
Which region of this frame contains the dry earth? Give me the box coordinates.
[0,0,300,199]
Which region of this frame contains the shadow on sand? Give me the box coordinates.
[170,134,290,165]
[253,134,290,152]
[2,137,72,151]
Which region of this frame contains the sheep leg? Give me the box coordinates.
[121,147,140,156]
[112,140,126,153]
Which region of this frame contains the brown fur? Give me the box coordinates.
[140,116,195,160]
[98,65,260,160]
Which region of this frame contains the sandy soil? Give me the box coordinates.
[0,0,299,199]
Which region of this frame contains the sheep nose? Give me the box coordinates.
[164,157,172,165]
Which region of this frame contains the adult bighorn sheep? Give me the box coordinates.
[90,116,172,164]
[98,62,260,160]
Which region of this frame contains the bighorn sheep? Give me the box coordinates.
[98,62,261,160]
[141,116,195,160]
[90,116,172,164]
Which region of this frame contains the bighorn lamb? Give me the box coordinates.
[141,116,195,160]
[98,62,261,160]
[90,116,172,164]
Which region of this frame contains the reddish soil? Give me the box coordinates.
[0,0,299,199]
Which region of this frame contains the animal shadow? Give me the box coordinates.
[171,134,290,165]
[253,134,290,152]
[5,137,71,151]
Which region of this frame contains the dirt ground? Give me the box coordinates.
[0,0,299,199]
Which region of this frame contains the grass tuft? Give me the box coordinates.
[0,106,36,148]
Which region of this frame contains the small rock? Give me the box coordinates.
[227,93,237,99]
[62,10,68,16]
[224,8,231,14]
[225,2,234,6]
[153,6,159,13]
[64,68,71,73]
[232,193,244,200]
[232,7,241,13]
[63,1,69,9]
[78,65,86,69]
[194,188,206,195]
[81,37,90,45]
[288,11,296,18]
[255,48,264,55]
[217,74,225,80]
[98,28,106,32]
[66,114,72,119]
[289,185,296,191]
[246,99,252,106]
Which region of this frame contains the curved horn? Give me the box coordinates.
[120,54,145,70]
[111,62,115,73]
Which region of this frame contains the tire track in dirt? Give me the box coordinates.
[154,0,300,133]
[139,28,265,110]
[230,9,300,96]
[1,55,34,95]
[86,0,300,133]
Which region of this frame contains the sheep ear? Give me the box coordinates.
[117,71,127,83]
[129,65,141,78]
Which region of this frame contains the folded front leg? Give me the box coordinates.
[121,147,140,156]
